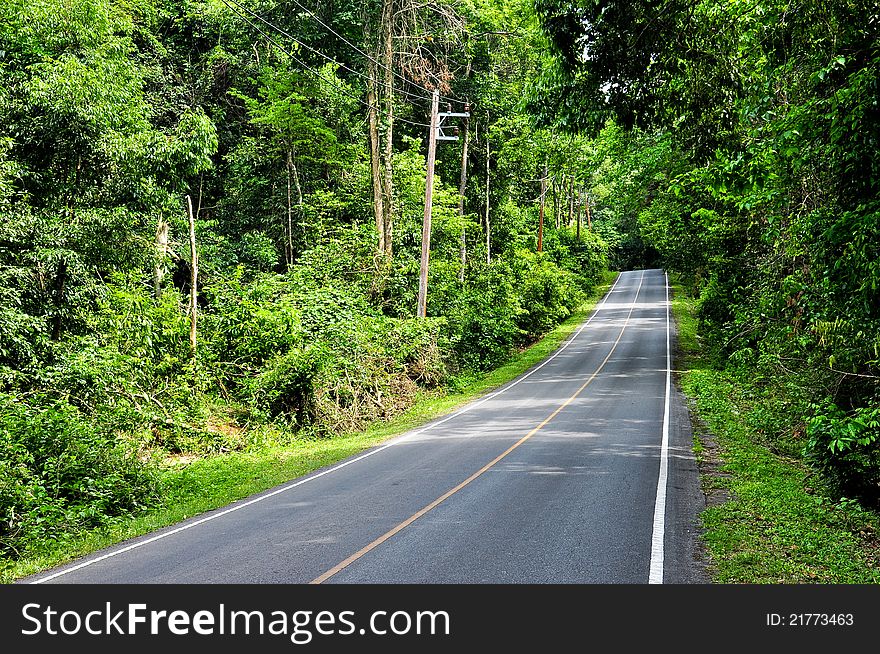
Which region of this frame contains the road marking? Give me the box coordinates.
[311,271,646,584]
[30,273,626,584]
[649,271,672,584]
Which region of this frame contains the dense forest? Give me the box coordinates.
[0,0,612,567]
[1,0,878,579]
[532,0,879,503]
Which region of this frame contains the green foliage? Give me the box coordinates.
[0,0,613,572]
[534,0,880,500]
[447,266,526,371]
[200,254,449,435]
[0,394,159,558]
[806,402,880,503]
[670,283,880,583]
[202,271,304,368]
[247,346,323,425]
[434,249,593,372]
[509,250,580,336]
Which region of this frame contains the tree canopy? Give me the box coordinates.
[1,0,877,575]
[0,0,609,562]
[532,0,880,502]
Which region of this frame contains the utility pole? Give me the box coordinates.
[367,60,385,255]
[417,90,439,318]
[457,110,470,282]
[418,91,469,318]
[153,217,169,299]
[186,194,198,358]
[485,122,491,264]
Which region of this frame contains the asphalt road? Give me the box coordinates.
[25,269,706,584]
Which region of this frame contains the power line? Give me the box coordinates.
[222,0,438,108]
[221,0,433,129]
[286,0,466,107]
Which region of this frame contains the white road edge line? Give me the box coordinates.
[649,271,671,584]
[31,273,628,584]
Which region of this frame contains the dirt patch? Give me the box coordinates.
[685,396,732,508]
[668,287,731,513]
[861,530,880,571]
[160,453,201,469]
[205,416,244,438]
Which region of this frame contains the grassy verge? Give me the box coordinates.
[670,275,880,583]
[3,270,619,583]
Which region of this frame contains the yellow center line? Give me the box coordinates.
[310,271,645,584]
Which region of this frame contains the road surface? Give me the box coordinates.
[25,269,706,584]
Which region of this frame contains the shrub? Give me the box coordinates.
[202,271,304,369]
[804,401,880,505]
[512,251,582,338]
[445,265,525,371]
[246,346,323,426]
[0,394,159,559]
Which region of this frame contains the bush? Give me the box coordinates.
[804,401,880,505]
[436,250,593,372]
[0,394,159,559]
[246,346,323,425]
[453,287,526,371]
[204,262,449,433]
[202,270,304,369]
[512,251,582,338]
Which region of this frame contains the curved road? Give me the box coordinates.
[25,269,706,584]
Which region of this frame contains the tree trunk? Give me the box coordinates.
[538,161,547,252]
[285,150,294,267]
[485,122,491,264]
[367,62,386,256]
[576,186,582,241]
[50,258,66,341]
[381,0,394,258]
[285,149,304,265]
[52,158,80,340]
[585,192,592,231]
[553,176,561,229]
[153,217,169,298]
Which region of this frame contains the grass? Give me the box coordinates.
[3,270,620,583]
[669,275,880,583]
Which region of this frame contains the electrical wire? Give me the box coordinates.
[286,0,466,107]
[222,0,440,108]
[220,0,434,129]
